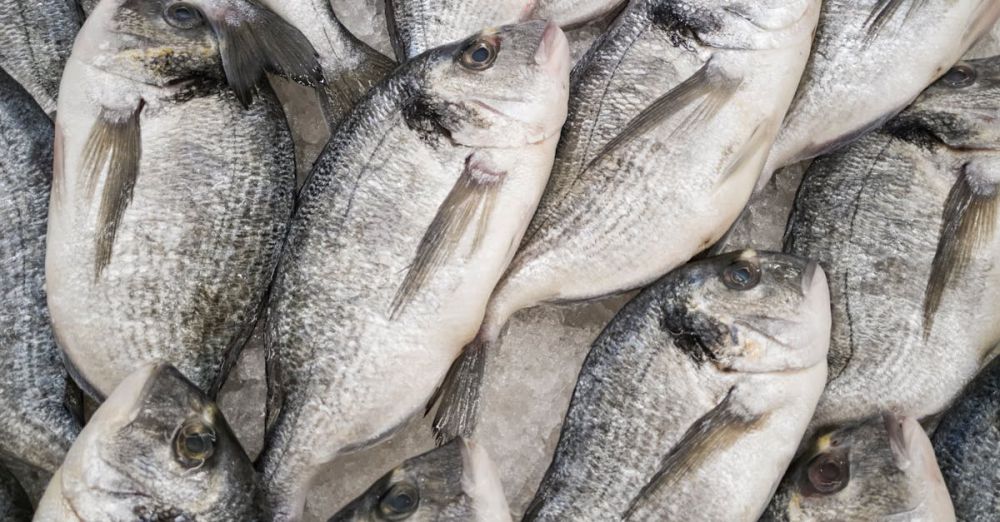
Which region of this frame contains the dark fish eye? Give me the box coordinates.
[460,39,499,71]
[164,2,205,30]
[173,418,216,468]
[803,450,850,496]
[940,65,976,88]
[378,481,419,520]
[721,260,761,291]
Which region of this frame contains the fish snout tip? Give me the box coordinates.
[534,20,570,74]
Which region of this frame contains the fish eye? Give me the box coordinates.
[940,65,976,88]
[173,418,216,468]
[459,39,499,71]
[803,450,850,496]
[378,481,420,520]
[164,2,205,30]
[721,260,761,291]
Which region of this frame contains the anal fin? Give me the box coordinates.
[426,335,491,446]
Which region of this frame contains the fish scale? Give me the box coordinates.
[785,56,1000,436]
[0,67,80,480]
[386,0,532,60]
[0,0,82,116]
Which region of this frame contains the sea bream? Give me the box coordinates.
[524,250,831,521]
[431,0,821,442]
[932,351,1000,522]
[762,415,955,521]
[45,0,323,401]
[329,438,511,522]
[34,363,263,522]
[0,0,83,115]
[260,20,570,520]
[784,57,1000,434]
[761,0,1000,179]
[0,67,81,479]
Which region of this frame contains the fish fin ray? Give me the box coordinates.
[428,336,490,445]
[623,389,764,519]
[864,0,927,44]
[585,61,741,171]
[81,103,143,278]
[389,157,504,319]
[923,163,999,337]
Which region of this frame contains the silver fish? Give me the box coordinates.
[785,57,1000,434]
[0,67,81,478]
[34,363,262,521]
[45,0,322,401]
[259,20,570,521]
[762,415,955,521]
[523,250,831,521]
[0,0,83,115]
[386,0,533,60]
[761,0,1000,180]
[329,438,511,522]
[259,0,395,128]
[0,462,31,522]
[432,0,821,442]
[931,349,1000,522]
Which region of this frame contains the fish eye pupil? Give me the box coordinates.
[378,482,419,519]
[942,65,975,88]
[164,2,204,29]
[722,260,760,290]
[184,433,209,453]
[472,47,490,63]
[173,419,216,467]
[460,40,498,71]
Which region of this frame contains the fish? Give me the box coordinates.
[761,0,1000,181]
[931,350,1000,522]
[784,56,1000,435]
[431,0,821,443]
[386,0,533,60]
[259,20,571,521]
[45,0,323,401]
[0,0,83,115]
[0,463,31,522]
[34,363,263,521]
[259,0,395,128]
[329,438,511,522]
[762,414,955,521]
[523,250,832,521]
[0,66,81,479]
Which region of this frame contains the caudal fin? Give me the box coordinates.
[427,336,491,446]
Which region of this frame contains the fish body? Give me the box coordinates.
[524,250,831,521]
[386,0,533,60]
[260,0,395,127]
[532,0,626,27]
[433,0,821,441]
[260,20,570,521]
[932,352,1000,521]
[46,0,321,400]
[762,415,955,521]
[0,463,31,522]
[330,438,511,522]
[34,363,262,521]
[0,67,81,476]
[0,0,82,115]
[785,57,1000,433]
[763,0,1000,178]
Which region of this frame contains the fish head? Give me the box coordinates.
[76,0,321,105]
[888,56,1000,152]
[417,20,571,148]
[658,250,831,374]
[329,438,510,522]
[56,363,260,520]
[761,415,955,521]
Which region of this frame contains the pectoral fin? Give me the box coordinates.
[923,162,999,337]
[389,156,504,319]
[586,61,741,171]
[623,389,765,520]
[80,103,143,278]
[864,0,927,45]
[427,335,490,445]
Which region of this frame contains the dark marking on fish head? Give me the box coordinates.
[68,364,260,520]
[86,0,322,105]
[328,438,476,521]
[655,250,830,374]
[415,20,570,148]
[889,57,1000,152]
[763,416,946,522]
